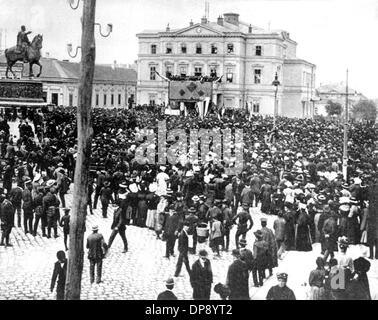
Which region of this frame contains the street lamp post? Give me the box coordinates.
[272,71,280,129]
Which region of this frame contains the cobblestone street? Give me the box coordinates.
[0,188,377,300]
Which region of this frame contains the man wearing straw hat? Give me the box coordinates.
[185,207,199,254]
[87,225,108,284]
[233,203,253,249]
[108,202,128,253]
[174,221,191,278]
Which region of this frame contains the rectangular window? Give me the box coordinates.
[253,102,260,113]
[111,94,114,106]
[181,45,187,54]
[104,94,107,107]
[196,45,202,54]
[227,44,234,54]
[151,45,157,54]
[180,66,187,77]
[96,94,99,107]
[166,65,173,78]
[194,67,202,77]
[211,44,218,54]
[255,46,262,56]
[210,67,217,77]
[150,66,156,80]
[118,94,121,106]
[69,94,73,107]
[166,45,172,54]
[226,68,233,83]
[254,69,261,84]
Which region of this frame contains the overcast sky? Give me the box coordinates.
[0,0,377,98]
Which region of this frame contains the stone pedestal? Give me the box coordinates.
[0,79,44,104]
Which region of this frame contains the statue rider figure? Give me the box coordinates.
[17,26,32,63]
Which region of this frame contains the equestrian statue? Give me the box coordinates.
[5,26,43,79]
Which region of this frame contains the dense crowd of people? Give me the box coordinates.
[0,104,377,300]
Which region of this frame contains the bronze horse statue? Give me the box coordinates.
[5,34,43,79]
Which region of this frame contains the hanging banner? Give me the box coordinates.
[169,81,212,101]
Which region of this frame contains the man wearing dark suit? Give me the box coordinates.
[100,181,114,218]
[174,222,191,277]
[50,251,67,300]
[157,278,178,300]
[43,187,60,239]
[87,225,107,284]
[226,249,250,300]
[108,205,128,253]
[60,209,70,251]
[0,194,15,247]
[22,180,34,234]
[9,185,23,228]
[190,250,213,300]
[93,170,106,209]
[3,165,13,195]
[250,173,261,208]
[185,207,199,254]
[163,207,180,259]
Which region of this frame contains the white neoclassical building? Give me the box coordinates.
[136,13,316,118]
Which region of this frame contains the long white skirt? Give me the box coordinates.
[146,209,156,228]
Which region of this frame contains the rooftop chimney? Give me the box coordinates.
[201,16,208,24]
[166,23,170,32]
[45,52,50,58]
[190,20,194,26]
[217,16,224,26]
[248,24,252,33]
[113,60,117,70]
[223,13,239,26]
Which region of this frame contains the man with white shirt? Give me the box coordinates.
[50,251,67,300]
[174,222,191,277]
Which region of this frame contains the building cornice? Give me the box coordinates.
[138,33,286,41]
[138,54,285,62]
[284,59,316,68]
[38,77,135,85]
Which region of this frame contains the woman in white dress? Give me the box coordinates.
[156,166,169,196]
[155,195,168,239]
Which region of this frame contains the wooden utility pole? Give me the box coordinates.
[65,0,96,300]
[342,69,349,181]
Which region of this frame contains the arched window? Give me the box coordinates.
[196,43,202,54]
[166,43,173,54]
[181,43,187,54]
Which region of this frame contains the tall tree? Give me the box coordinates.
[65,0,96,300]
[325,100,342,117]
[352,100,377,122]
